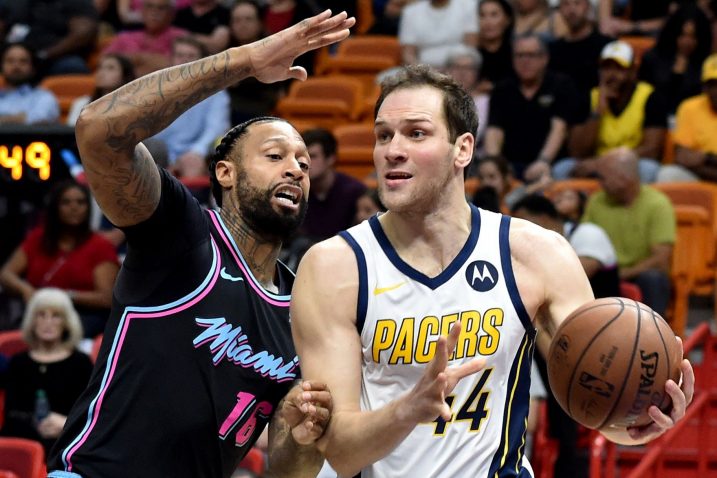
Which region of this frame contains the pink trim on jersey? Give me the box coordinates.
[208,211,290,307]
[64,239,222,471]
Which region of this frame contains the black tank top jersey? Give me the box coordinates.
[48,168,298,478]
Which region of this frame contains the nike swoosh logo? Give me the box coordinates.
[373,281,406,296]
[220,267,244,282]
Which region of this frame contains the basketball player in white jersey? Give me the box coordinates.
[290,65,694,478]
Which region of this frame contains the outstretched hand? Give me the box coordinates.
[282,380,333,445]
[625,337,695,442]
[402,321,485,423]
[248,10,355,83]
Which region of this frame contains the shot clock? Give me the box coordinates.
[0,125,78,262]
[0,124,75,201]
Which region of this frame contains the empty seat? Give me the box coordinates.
[39,74,95,123]
[0,437,46,478]
[274,76,364,129]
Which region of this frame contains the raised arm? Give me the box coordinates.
[291,238,482,477]
[75,10,354,227]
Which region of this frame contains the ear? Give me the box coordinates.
[215,159,236,191]
[454,132,475,171]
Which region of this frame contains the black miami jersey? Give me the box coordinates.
[49,168,297,478]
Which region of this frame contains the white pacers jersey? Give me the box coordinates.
[339,206,536,478]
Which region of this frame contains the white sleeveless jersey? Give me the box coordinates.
[339,206,536,478]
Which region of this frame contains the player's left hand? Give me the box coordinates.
[282,380,332,445]
[626,337,695,442]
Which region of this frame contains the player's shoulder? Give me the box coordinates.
[508,217,574,266]
[297,235,358,277]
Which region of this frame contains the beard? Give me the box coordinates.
[235,171,307,242]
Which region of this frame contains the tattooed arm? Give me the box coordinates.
[75,10,354,227]
[266,381,332,478]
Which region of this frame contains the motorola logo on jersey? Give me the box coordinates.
[465,260,499,292]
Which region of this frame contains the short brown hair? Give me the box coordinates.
[374,64,479,144]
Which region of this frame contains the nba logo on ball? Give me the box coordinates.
[466,260,499,292]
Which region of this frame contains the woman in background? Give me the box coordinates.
[639,3,713,114]
[227,0,288,123]
[67,54,136,126]
[0,180,119,337]
[1,288,93,455]
[477,0,515,93]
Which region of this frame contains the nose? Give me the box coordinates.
[384,134,407,163]
[283,157,305,181]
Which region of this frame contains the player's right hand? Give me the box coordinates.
[401,321,485,423]
[247,10,355,83]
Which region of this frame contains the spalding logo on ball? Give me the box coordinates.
[547,297,682,430]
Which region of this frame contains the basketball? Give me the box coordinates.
[546,297,682,430]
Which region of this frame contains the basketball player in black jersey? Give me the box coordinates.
[47,11,354,478]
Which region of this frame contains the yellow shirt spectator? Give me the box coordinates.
[673,94,717,154]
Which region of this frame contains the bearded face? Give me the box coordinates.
[235,169,308,242]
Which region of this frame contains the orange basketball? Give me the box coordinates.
[547,298,682,429]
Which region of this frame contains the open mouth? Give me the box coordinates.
[385,171,413,181]
[273,184,302,206]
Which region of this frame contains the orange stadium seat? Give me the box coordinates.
[0,437,46,478]
[618,35,656,66]
[333,122,376,180]
[653,182,717,299]
[315,35,400,92]
[669,205,712,335]
[274,76,364,129]
[543,178,601,198]
[40,74,95,123]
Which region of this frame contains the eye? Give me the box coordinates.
[267,154,282,160]
[410,129,426,139]
[376,131,392,143]
[299,162,310,171]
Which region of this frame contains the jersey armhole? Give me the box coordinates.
[499,216,535,334]
[338,231,368,335]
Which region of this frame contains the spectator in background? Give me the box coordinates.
[485,34,579,181]
[398,0,479,68]
[0,0,98,76]
[657,54,717,182]
[0,180,119,337]
[262,0,321,74]
[104,0,188,76]
[549,0,613,100]
[368,0,414,36]
[116,0,192,30]
[598,0,671,37]
[513,193,620,298]
[513,0,567,40]
[639,3,713,115]
[584,147,675,316]
[443,46,490,151]
[477,0,515,93]
[354,189,386,224]
[227,0,287,123]
[1,288,93,455]
[300,128,367,241]
[554,41,667,182]
[173,0,231,54]
[474,155,551,210]
[0,43,59,125]
[552,187,588,225]
[67,53,136,126]
[152,36,230,177]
